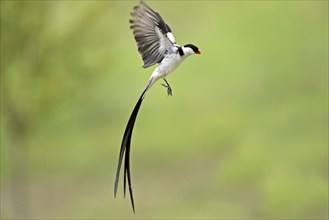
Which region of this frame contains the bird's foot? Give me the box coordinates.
[161,83,172,96]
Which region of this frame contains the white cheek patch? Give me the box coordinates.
[166,32,176,44]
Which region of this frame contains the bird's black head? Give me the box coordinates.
[184,44,201,54]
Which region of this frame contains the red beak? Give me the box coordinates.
[197,50,201,54]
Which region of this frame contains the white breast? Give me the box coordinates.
[147,51,188,89]
[158,53,186,76]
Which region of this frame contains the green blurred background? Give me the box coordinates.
[1,1,328,219]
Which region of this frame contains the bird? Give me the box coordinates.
[114,1,201,212]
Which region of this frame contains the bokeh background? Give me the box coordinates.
[1,1,328,219]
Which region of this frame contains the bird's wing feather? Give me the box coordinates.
[130,1,177,68]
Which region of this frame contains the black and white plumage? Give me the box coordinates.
[114,1,201,212]
[130,1,177,68]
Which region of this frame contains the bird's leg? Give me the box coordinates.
[161,78,172,96]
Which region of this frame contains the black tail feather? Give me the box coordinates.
[114,88,147,213]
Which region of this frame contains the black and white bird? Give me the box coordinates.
[114,1,201,212]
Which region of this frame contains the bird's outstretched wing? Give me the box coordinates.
[130,1,177,68]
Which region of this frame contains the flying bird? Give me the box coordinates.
[114,1,201,212]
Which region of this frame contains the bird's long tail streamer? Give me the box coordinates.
[114,87,148,213]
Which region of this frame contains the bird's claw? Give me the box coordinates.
[161,83,172,96]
